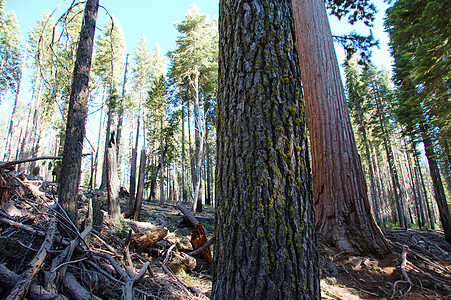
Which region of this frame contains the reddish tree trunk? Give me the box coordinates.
[292,0,388,255]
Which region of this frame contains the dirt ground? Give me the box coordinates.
[0,169,449,299]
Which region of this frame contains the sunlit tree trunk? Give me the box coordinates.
[292,0,388,255]
[58,0,99,227]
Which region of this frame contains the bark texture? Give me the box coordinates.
[58,0,99,226]
[106,132,121,225]
[213,1,320,298]
[292,0,389,256]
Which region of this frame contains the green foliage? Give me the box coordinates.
[0,7,21,100]
[386,0,450,154]
[92,16,127,92]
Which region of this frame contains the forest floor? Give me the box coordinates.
[0,169,450,299]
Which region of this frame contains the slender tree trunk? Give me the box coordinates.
[58,0,99,227]
[415,154,435,229]
[100,94,115,190]
[128,108,140,213]
[106,132,121,225]
[3,57,24,161]
[133,149,147,220]
[181,103,187,202]
[292,0,388,255]
[420,123,451,243]
[373,146,388,227]
[404,140,424,228]
[374,86,406,228]
[205,129,211,206]
[91,85,107,189]
[160,116,165,206]
[192,67,203,212]
[213,1,320,298]
[116,54,129,160]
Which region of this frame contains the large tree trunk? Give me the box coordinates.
[212,1,320,298]
[292,0,388,256]
[420,123,451,243]
[58,0,99,227]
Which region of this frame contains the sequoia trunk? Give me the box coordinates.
[292,0,389,255]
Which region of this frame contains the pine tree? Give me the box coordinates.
[0,8,21,103]
[168,4,218,212]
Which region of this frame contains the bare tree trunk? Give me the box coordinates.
[3,56,24,161]
[292,0,388,255]
[58,0,99,227]
[133,149,147,220]
[129,109,140,214]
[415,153,435,229]
[116,54,129,160]
[100,94,114,190]
[106,132,121,225]
[160,116,165,206]
[181,104,187,202]
[192,66,203,212]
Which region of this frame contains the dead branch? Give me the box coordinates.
[45,226,92,293]
[0,154,91,170]
[0,264,67,300]
[62,272,102,300]
[392,245,412,299]
[5,218,57,300]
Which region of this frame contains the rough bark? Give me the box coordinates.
[213,1,320,298]
[106,132,121,225]
[58,0,99,226]
[292,0,389,256]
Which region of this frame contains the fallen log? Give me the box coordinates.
[176,202,199,226]
[130,226,168,252]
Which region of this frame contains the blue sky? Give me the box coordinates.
[6,0,392,71]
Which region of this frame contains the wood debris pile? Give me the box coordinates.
[0,168,212,300]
